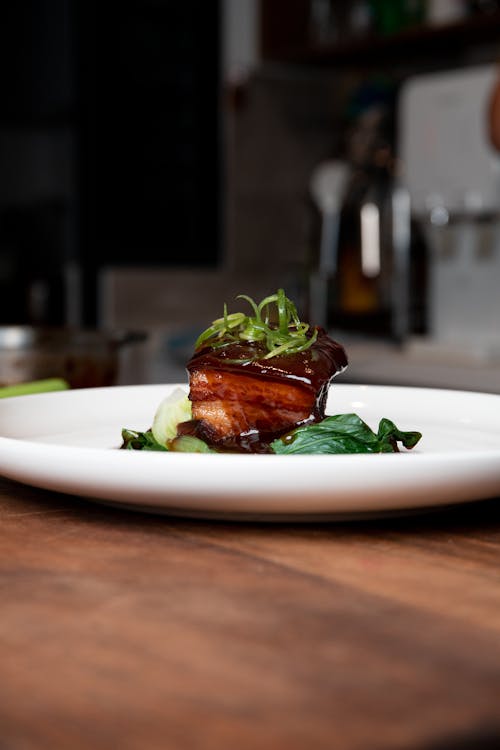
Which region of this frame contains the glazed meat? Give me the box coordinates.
[186,329,347,452]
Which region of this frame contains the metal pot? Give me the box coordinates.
[0,327,146,388]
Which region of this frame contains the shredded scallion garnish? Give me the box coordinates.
[194,289,318,359]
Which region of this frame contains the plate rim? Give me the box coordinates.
[1,382,500,519]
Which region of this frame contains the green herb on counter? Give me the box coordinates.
[0,378,69,399]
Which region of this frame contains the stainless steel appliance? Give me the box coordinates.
[399,64,500,361]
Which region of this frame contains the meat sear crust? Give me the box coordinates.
[185,328,347,452]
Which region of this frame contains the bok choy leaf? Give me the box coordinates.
[270,414,422,455]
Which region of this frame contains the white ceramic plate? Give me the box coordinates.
[0,383,499,520]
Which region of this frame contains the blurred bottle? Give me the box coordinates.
[308,160,351,328]
[331,81,395,335]
[306,152,393,335]
[306,77,427,339]
[332,149,393,335]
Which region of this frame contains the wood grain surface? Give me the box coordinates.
[1,477,500,750]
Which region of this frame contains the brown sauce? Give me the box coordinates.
[184,328,348,453]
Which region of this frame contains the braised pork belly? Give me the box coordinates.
[185,329,347,452]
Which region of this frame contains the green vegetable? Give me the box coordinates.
[168,435,215,453]
[194,288,317,360]
[121,428,167,451]
[122,413,421,455]
[151,388,192,447]
[270,414,422,455]
[121,428,213,453]
[0,378,69,399]
[122,387,216,452]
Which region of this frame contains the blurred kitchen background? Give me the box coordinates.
[2,0,500,391]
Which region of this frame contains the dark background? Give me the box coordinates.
[0,0,222,326]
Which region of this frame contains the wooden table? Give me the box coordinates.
[2,476,500,750]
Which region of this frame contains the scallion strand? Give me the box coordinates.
[194,289,318,360]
